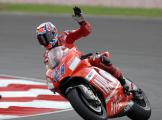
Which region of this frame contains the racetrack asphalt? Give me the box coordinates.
[0,13,162,120]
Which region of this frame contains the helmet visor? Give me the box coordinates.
[37,30,57,47]
[37,34,49,46]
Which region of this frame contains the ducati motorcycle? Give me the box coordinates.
[46,47,151,120]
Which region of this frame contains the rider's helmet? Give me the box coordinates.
[36,22,58,49]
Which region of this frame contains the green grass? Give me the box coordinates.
[0,3,162,17]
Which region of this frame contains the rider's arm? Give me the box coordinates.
[65,21,91,44]
[60,7,91,45]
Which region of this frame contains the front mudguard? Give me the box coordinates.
[59,77,89,96]
[65,84,100,103]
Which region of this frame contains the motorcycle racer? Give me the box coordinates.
[36,7,129,95]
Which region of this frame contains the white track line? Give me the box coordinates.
[0,89,60,97]
[0,100,71,109]
[0,115,19,120]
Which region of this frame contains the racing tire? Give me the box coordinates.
[66,88,107,120]
[127,90,151,120]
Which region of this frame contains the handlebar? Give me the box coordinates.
[80,53,93,60]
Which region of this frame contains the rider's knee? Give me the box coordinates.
[101,55,111,65]
[99,51,110,59]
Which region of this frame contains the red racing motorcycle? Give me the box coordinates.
[46,47,151,120]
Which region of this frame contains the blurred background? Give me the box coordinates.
[0,0,162,16]
[0,0,162,8]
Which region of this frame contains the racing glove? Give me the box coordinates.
[72,6,85,25]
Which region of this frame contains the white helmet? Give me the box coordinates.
[36,22,58,49]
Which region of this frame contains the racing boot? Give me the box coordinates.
[101,55,130,95]
[133,88,144,100]
[118,76,130,95]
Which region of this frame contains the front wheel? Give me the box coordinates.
[66,87,107,120]
[127,89,151,120]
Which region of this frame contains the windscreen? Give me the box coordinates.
[48,46,69,69]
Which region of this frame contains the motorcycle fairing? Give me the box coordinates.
[72,67,133,117]
[46,48,133,117]
[94,68,133,117]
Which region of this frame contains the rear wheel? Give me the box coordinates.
[66,87,107,120]
[127,89,151,120]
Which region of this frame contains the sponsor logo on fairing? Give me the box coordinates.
[97,68,118,84]
[69,57,80,71]
[85,69,96,81]
[110,95,123,114]
[111,101,123,114]
[93,74,114,95]
[53,64,65,82]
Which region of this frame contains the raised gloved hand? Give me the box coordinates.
[73,6,82,17]
[72,6,85,24]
